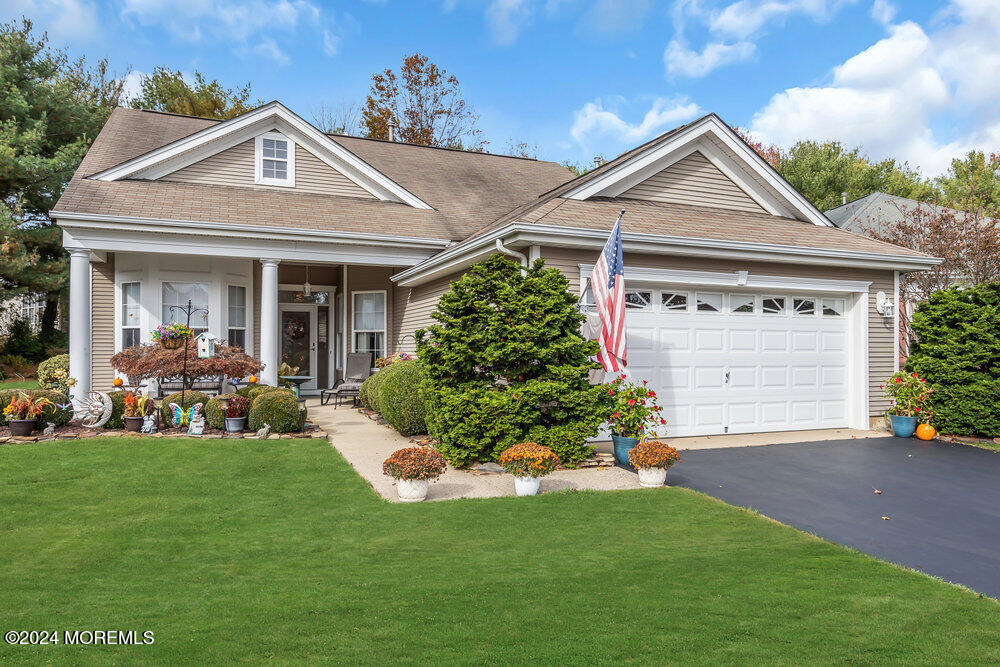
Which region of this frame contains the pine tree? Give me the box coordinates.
[416,255,609,466]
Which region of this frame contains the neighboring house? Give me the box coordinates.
[826,192,966,362]
[53,103,939,435]
[0,293,59,334]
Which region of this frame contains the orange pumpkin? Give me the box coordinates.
[248,376,258,384]
[112,377,123,387]
[915,423,936,441]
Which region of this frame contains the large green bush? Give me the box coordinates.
[416,255,609,467]
[906,285,1000,437]
[377,360,428,436]
[360,372,388,413]
[37,354,70,392]
[248,391,304,433]
[106,391,128,429]
[159,390,211,427]
[204,396,225,430]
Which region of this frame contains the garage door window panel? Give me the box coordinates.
[661,292,688,312]
[730,294,755,314]
[625,290,652,310]
[696,292,723,313]
[793,298,816,316]
[822,298,845,317]
[762,296,786,315]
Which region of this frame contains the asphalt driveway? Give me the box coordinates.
[664,436,1000,599]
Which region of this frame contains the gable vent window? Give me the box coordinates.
[255,132,295,187]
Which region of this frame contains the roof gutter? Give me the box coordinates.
[391,222,942,286]
[51,210,453,250]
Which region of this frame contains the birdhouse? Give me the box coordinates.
[195,332,217,358]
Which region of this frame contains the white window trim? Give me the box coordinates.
[255,132,295,188]
[660,290,689,313]
[121,282,141,348]
[227,284,248,349]
[352,289,387,357]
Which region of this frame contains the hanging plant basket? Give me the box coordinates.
[160,338,185,350]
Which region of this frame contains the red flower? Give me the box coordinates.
[642,379,648,385]
[608,388,614,395]
[628,399,636,406]
[613,412,619,419]
[660,418,666,424]
[649,390,656,397]
[620,374,627,380]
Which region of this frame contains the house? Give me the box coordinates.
[826,191,969,237]
[53,102,939,436]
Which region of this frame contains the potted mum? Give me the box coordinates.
[628,440,681,487]
[122,392,147,432]
[4,392,54,436]
[498,442,560,496]
[606,376,667,465]
[882,371,933,438]
[152,322,193,349]
[382,446,448,502]
[224,394,251,433]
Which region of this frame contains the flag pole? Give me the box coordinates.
[578,209,626,309]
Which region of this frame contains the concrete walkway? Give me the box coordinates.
[305,398,885,502]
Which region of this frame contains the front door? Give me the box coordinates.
[279,305,318,392]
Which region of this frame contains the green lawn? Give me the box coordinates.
[2,438,1000,664]
[0,379,38,391]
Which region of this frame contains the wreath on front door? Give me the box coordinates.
[284,319,306,340]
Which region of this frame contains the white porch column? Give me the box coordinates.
[68,248,92,403]
[259,258,280,386]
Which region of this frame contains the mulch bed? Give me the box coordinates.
[0,420,328,444]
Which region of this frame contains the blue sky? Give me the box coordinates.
[5,1,998,176]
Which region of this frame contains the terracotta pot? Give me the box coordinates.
[9,419,36,436]
[160,338,185,350]
[124,416,144,432]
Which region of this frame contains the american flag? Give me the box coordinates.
[590,211,626,371]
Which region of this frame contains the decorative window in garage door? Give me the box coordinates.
[624,290,652,310]
[661,292,688,312]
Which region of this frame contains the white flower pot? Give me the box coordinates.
[396,478,429,502]
[637,467,668,488]
[514,476,541,496]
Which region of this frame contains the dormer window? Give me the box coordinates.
[255,132,295,187]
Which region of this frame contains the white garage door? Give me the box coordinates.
[624,288,851,437]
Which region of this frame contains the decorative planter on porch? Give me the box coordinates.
[611,434,639,466]
[889,415,918,438]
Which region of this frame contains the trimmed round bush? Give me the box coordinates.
[235,383,270,398]
[31,390,73,427]
[377,360,428,436]
[248,391,304,433]
[204,396,225,430]
[159,390,210,426]
[37,354,70,392]
[361,371,389,413]
[244,385,290,401]
[106,391,128,429]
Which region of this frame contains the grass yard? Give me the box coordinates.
[0,379,39,391]
[3,437,1000,664]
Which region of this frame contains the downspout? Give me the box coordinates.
[495,239,528,275]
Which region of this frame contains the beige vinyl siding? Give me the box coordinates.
[621,151,765,214]
[393,274,456,354]
[91,253,115,391]
[162,138,376,199]
[539,246,893,418]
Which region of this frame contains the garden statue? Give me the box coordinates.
[77,391,113,429]
[140,414,157,433]
[187,414,206,435]
[41,422,55,436]
[169,402,203,428]
[255,424,271,438]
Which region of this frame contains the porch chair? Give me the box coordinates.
[320,352,374,407]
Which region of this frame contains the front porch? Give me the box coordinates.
[67,250,424,395]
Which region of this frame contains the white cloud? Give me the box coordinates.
[749,7,1000,176]
[485,0,530,45]
[664,39,756,77]
[709,0,857,40]
[119,0,342,62]
[571,96,701,146]
[3,0,100,42]
[120,70,146,102]
[579,0,654,34]
[254,38,291,65]
[870,0,895,25]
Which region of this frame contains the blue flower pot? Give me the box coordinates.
[612,434,639,466]
[889,415,918,438]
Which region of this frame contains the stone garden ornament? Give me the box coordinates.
[77,391,113,429]
[140,414,157,433]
